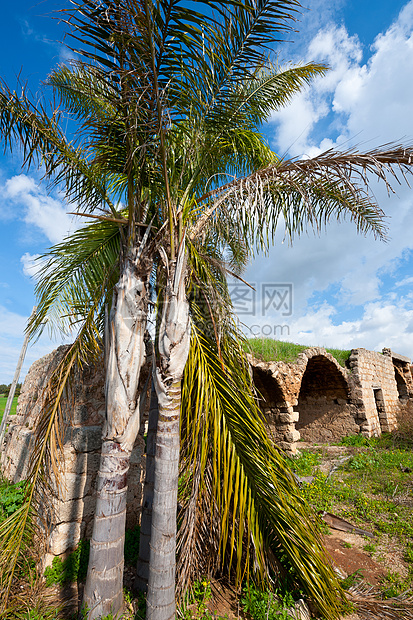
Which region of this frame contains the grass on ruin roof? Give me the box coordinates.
[245,338,351,367]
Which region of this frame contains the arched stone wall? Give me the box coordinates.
[252,367,299,456]
[295,354,358,442]
[250,347,357,452]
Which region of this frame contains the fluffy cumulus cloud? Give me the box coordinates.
[0,174,80,381]
[1,174,76,244]
[244,1,413,356]
[20,252,42,278]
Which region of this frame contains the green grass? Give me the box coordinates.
[245,338,351,367]
[0,395,18,422]
[292,435,413,591]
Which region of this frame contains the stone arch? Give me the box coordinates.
[252,366,286,410]
[251,366,299,455]
[296,352,358,442]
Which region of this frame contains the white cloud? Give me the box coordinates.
[245,2,413,356]
[0,305,72,383]
[395,276,413,287]
[1,173,77,244]
[271,26,364,157]
[272,3,413,155]
[244,297,413,359]
[21,253,42,278]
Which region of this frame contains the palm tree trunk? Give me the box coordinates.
[83,252,149,619]
[146,241,190,620]
[135,381,158,593]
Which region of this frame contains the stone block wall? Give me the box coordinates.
[348,348,400,436]
[251,347,359,452]
[1,346,145,564]
[251,345,410,451]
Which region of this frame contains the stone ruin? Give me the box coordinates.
[1,343,412,562]
[0,346,145,565]
[252,346,413,456]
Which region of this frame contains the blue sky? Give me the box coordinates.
[1,0,413,382]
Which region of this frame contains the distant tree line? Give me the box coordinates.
[0,384,21,397]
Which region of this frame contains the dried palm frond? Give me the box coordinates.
[348,582,413,619]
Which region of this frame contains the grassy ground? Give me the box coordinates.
[0,395,18,422]
[291,433,413,598]
[246,337,351,367]
[2,432,413,618]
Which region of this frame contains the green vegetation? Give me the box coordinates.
[0,396,18,421]
[289,449,322,476]
[292,435,413,597]
[246,338,351,367]
[240,583,295,620]
[0,478,26,520]
[44,540,90,586]
[0,383,21,397]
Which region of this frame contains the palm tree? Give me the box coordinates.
[1,1,413,619]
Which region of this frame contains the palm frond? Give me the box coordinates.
[180,309,346,620]
[191,144,413,246]
[30,218,121,338]
[0,303,104,612]
[0,82,121,214]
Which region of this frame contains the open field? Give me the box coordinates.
[0,396,18,422]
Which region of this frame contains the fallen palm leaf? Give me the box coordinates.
[320,511,374,538]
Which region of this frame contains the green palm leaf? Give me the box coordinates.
[0,303,104,612]
[180,313,346,620]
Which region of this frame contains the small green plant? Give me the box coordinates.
[290,450,322,476]
[404,543,413,564]
[340,570,364,590]
[342,542,352,549]
[44,540,90,586]
[363,542,376,555]
[0,479,26,518]
[192,578,212,614]
[380,570,413,599]
[300,472,334,513]
[241,583,294,620]
[339,434,369,447]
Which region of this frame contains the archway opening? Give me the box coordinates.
[252,367,285,410]
[296,355,356,442]
[252,367,286,442]
[394,368,409,401]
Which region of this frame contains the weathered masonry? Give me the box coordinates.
[251,346,413,456]
[0,346,146,566]
[1,343,411,563]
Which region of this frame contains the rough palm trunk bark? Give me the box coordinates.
[135,381,158,592]
[83,251,150,619]
[146,241,190,620]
